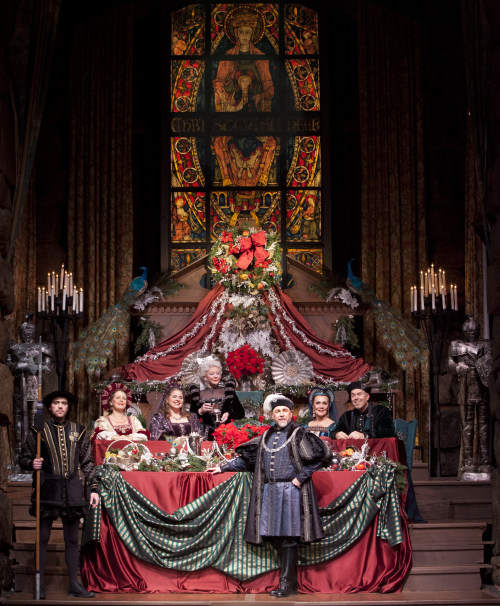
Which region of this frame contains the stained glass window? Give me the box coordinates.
[167,2,323,276]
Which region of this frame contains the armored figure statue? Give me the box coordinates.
[448,316,492,478]
[7,314,53,458]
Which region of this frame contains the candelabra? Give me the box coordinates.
[411,264,457,477]
[36,264,84,389]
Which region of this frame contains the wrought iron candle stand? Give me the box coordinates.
[413,301,456,477]
[37,295,83,389]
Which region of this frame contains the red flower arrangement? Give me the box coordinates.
[225,344,265,379]
[212,422,270,450]
[208,227,281,293]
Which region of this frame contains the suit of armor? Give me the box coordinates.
[448,316,492,476]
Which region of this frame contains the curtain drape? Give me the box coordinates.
[67,4,134,424]
[357,0,429,457]
[462,0,489,326]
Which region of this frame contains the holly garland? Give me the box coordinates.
[209,228,282,294]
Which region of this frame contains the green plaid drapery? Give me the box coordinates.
[83,464,404,580]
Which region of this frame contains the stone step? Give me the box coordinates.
[409,521,488,545]
[404,564,490,592]
[449,499,492,520]
[13,521,68,544]
[411,543,486,567]
[10,542,72,567]
[412,480,492,520]
[12,563,72,594]
[410,460,429,481]
[12,500,32,522]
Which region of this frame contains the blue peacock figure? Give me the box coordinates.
[347,260,427,370]
[72,267,148,375]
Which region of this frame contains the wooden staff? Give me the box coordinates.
[33,340,45,601]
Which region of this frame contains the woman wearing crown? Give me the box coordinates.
[91,382,149,442]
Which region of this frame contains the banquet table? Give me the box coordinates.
[83,438,411,594]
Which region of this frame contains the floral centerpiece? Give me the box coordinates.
[331,442,407,494]
[212,421,270,452]
[226,344,265,380]
[209,228,281,294]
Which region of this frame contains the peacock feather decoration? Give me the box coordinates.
[72,267,148,375]
[347,260,427,370]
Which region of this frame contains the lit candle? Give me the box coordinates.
[62,287,67,311]
[420,270,424,291]
[431,263,435,287]
[37,287,41,312]
[51,291,55,312]
[60,265,64,290]
[72,287,78,313]
[51,271,56,291]
[79,288,84,313]
[410,286,414,312]
[68,273,73,293]
[42,287,46,312]
[420,286,424,311]
[441,290,446,310]
[431,286,435,310]
[442,270,446,293]
[47,273,51,292]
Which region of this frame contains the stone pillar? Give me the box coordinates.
[484,0,500,588]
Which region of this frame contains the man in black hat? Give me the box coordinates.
[209,394,332,597]
[334,381,395,439]
[18,390,99,599]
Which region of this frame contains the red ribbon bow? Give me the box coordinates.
[236,230,270,270]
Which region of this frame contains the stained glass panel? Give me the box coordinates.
[171,137,205,187]
[284,4,319,55]
[212,135,279,187]
[170,249,207,272]
[286,190,321,241]
[210,4,279,54]
[285,59,319,111]
[287,248,323,273]
[171,60,205,112]
[171,192,206,242]
[171,5,205,55]
[286,135,321,187]
[209,190,281,238]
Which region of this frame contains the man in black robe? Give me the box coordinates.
[334,381,395,439]
[209,394,332,597]
[18,390,99,599]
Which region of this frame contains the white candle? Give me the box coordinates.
[442,291,446,310]
[420,286,424,311]
[51,272,56,291]
[420,270,424,291]
[47,273,51,292]
[42,288,46,312]
[79,288,84,313]
[51,291,55,312]
[37,288,41,312]
[68,273,73,293]
[62,288,67,311]
[410,286,414,312]
[60,265,64,290]
[431,286,435,310]
[442,270,446,293]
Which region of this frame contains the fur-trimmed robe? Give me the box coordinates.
[222,423,332,544]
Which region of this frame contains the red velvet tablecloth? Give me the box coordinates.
[82,440,412,594]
